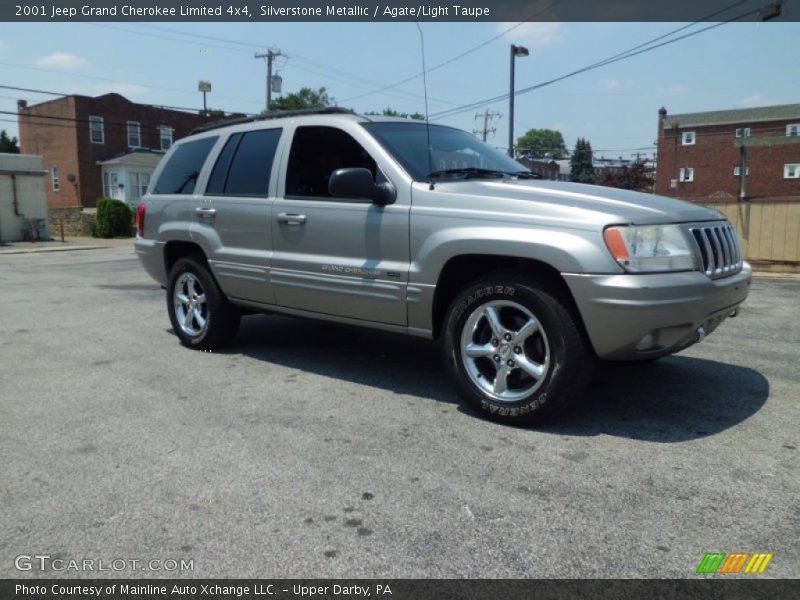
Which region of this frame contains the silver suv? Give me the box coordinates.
[135,108,751,423]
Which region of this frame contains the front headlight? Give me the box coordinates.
[603,224,697,273]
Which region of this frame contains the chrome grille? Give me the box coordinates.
[689,223,743,278]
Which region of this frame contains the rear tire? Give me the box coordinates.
[442,272,594,424]
[167,255,240,350]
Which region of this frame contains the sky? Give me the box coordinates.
[0,20,798,159]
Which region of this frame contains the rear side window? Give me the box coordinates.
[152,136,217,195]
[206,128,282,197]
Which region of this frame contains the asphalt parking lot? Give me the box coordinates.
[1,245,797,579]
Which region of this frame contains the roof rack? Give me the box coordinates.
[191,107,357,134]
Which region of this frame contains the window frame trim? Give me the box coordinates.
[784,163,800,179]
[89,115,105,144]
[126,120,142,148]
[159,125,174,151]
[681,131,696,146]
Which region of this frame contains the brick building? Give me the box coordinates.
[18,93,218,209]
[655,104,800,271]
[517,157,559,180]
[655,104,800,202]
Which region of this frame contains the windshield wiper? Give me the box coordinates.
[425,167,537,180]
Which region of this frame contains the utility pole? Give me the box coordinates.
[255,49,283,113]
[473,110,501,142]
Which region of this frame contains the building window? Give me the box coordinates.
[733,166,750,176]
[103,171,119,198]
[51,165,60,192]
[784,164,800,179]
[679,167,694,182]
[787,124,800,137]
[89,116,104,144]
[127,121,141,147]
[681,131,696,145]
[159,126,174,150]
[129,172,151,202]
[735,127,751,138]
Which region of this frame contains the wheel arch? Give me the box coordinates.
[164,240,208,276]
[430,254,588,342]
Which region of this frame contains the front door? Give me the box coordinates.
[271,125,409,326]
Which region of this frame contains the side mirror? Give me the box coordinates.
[328,168,395,206]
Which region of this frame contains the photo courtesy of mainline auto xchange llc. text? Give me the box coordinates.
[0,0,798,597]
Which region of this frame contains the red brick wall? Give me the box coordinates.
[19,97,82,209]
[518,157,560,180]
[20,94,214,208]
[655,117,800,202]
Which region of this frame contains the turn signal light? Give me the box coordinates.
[603,227,630,260]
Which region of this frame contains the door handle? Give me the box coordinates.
[195,207,217,218]
[277,213,307,226]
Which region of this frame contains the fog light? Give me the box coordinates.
[635,332,657,351]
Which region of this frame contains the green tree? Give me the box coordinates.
[0,129,20,153]
[570,138,595,184]
[598,161,653,192]
[516,128,567,158]
[199,109,226,118]
[365,107,425,120]
[267,87,332,112]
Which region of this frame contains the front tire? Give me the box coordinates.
[442,273,593,424]
[167,255,240,350]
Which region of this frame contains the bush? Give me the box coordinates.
[92,198,133,238]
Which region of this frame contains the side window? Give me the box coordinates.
[152,136,217,195]
[286,126,376,199]
[206,129,281,197]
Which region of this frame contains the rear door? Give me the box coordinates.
[270,124,410,325]
[197,127,283,304]
[149,135,218,249]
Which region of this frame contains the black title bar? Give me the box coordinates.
[3,0,798,22]
[3,579,800,600]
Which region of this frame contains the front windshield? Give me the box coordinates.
[361,121,530,181]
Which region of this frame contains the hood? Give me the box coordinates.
[425,179,724,227]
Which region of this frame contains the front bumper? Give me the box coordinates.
[562,263,752,360]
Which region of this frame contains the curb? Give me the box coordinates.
[0,245,113,255]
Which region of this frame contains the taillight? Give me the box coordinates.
[135,202,146,237]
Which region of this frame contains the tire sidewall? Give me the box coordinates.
[443,280,571,421]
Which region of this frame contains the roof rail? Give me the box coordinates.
[190,106,357,134]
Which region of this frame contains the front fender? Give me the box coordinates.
[411,225,621,285]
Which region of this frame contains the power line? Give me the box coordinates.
[0,84,253,117]
[429,2,763,121]
[339,0,566,104]
[0,59,263,109]
[89,23,458,110]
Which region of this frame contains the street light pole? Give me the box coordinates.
[197,80,211,116]
[508,44,529,158]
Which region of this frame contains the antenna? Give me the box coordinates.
[414,22,435,190]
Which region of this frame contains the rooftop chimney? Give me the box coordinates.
[17,99,28,110]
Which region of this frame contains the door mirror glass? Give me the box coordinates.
[328,168,395,206]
